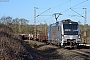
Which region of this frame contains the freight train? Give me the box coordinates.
[48,19,81,48]
[21,19,81,48]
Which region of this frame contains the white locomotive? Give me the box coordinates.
[48,19,81,48]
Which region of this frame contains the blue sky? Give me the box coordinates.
[0,0,90,25]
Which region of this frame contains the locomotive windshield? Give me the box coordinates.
[63,23,78,35]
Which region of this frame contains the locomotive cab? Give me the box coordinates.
[61,20,81,47]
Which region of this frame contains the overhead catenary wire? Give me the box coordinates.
[61,0,88,13]
[38,0,71,23]
[36,8,51,17]
[52,0,71,9]
[36,0,89,25]
[38,0,71,21]
[70,8,84,18]
[71,0,88,8]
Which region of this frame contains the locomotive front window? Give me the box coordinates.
[63,24,78,35]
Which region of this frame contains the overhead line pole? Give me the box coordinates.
[34,7,51,40]
[34,7,38,40]
[83,8,87,27]
[83,8,87,44]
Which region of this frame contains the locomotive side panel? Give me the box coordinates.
[48,22,62,45]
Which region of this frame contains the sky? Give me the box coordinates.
[0,0,90,25]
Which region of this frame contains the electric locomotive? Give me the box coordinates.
[48,19,81,48]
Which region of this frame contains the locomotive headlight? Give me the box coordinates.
[69,23,72,24]
[78,35,80,39]
[61,34,64,38]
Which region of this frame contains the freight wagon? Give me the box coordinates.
[36,33,48,42]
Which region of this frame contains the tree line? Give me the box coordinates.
[80,24,90,44]
[0,16,33,34]
[0,16,90,44]
[0,16,48,34]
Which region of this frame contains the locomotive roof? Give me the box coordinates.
[61,19,74,22]
[49,19,78,27]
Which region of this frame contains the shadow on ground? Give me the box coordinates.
[77,45,90,49]
[37,48,64,60]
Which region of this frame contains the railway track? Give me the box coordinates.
[58,48,90,60]
[24,40,90,60]
[71,50,90,58]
